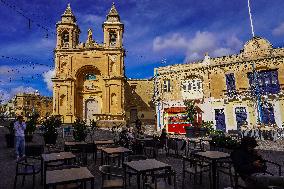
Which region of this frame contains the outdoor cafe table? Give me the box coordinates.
[41,152,76,185]
[45,166,94,189]
[94,139,114,146]
[101,147,132,165]
[194,151,230,189]
[123,159,172,189]
[64,141,87,149]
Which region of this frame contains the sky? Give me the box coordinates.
[0,0,284,102]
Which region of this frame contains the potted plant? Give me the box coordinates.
[209,133,240,153]
[184,100,197,138]
[5,120,15,148]
[25,113,39,142]
[73,118,88,142]
[200,121,213,137]
[42,115,62,145]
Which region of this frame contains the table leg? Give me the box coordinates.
[137,172,141,189]
[212,160,217,189]
[91,178,94,189]
[123,165,127,189]
[41,158,43,185]
[44,162,47,186]
[101,150,103,165]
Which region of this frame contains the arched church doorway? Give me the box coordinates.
[75,66,102,120]
[85,99,100,121]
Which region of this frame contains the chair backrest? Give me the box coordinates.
[147,169,177,189]
[127,155,147,162]
[99,165,124,177]
[25,144,44,157]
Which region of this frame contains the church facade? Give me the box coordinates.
[52,4,155,125]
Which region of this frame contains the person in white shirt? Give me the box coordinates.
[14,115,26,160]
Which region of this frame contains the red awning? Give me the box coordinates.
[164,107,186,113]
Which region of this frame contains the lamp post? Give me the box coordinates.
[252,62,262,124]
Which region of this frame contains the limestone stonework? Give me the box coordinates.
[52,4,155,125]
[13,91,52,119]
[154,37,284,131]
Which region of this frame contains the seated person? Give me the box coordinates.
[158,128,168,148]
[231,136,284,189]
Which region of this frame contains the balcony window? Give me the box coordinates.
[225,73,236,96]
[248,70,280,95]
[163,80,171,92]
[181,78,203,99]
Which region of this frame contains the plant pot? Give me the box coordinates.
[44,133,58,145]
[185,126,195,138]
[5,134,14,148]
[25,134,33,143]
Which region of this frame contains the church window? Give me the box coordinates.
[109,32,117,46]
[85,74,96,80]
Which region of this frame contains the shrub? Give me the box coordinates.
[25,113,39,134]
[73,118,88,141]
[42,115,62,144]
[184,99,197,124]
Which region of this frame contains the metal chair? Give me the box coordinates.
[14,156,41,189]
[182,156,211,188]
[217,159,235,188]
[126,155,148,186]
[144,169,177,189]
[99,165,125,189]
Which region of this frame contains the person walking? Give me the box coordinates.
[14,115,26,160]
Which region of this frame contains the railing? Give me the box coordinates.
[92,114,125,121]
[223,89,254,101]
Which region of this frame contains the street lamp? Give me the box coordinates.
[251,62,263,124]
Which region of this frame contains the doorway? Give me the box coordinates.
[130,109,138,123]
[85,99,100,121]
[235,107,247,130]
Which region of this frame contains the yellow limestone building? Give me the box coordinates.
[154,37,284,131]
[52,4,155,125]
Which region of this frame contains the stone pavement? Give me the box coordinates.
[1,126,284,189]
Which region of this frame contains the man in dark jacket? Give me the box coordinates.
[231,136,284,189]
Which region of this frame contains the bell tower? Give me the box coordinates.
[56,4,80,50]
[103,3,124,48]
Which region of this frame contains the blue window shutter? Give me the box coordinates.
[226,73,236,91]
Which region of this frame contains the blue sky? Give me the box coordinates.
[0,0,284,101]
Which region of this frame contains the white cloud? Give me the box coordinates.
[0,86,38,104]
[153,33,188,51]
[188,31,217,52]
[43,69,55,92]
[212,48,233,57]
[0,89,11,104]
[153,31,243,62]
[11,86,37,96]
[273,22,284,36]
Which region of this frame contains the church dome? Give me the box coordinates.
[242,36,272,54]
